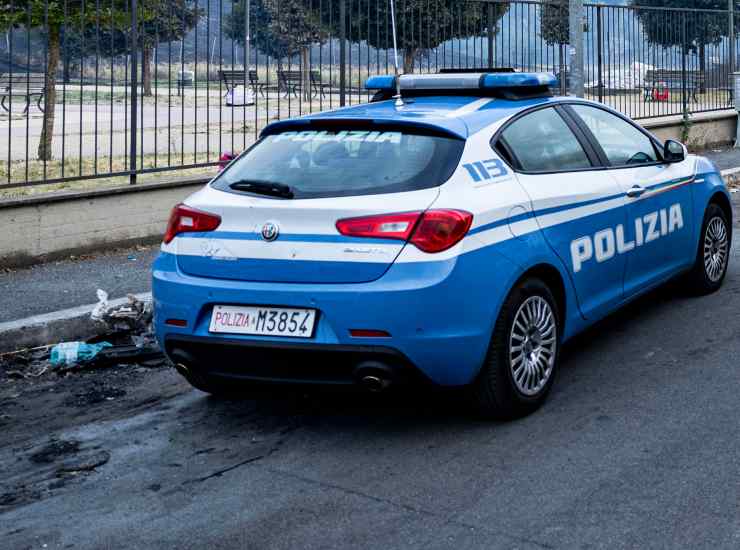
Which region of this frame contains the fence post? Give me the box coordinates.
[129,0,139,185]
[730,0,735,74]
[597,5,603,103]
[487,3,494,68]
[339,0,346,107]
[682,12,688,118]
[568,0,584,97]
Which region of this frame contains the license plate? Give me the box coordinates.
[209,305,317,338]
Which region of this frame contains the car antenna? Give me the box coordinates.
[389,0,404,107]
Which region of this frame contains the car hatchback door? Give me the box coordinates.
[495,105,629,319]
[566,104,695,297]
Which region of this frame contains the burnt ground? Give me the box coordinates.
[1,199,740,549]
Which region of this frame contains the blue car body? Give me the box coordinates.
[153,73,731,389]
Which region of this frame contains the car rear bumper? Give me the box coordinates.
[165,334,429,387]
[153,248,520,386]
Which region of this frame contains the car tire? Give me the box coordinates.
[683,202,731,295]
[471,277,560,420]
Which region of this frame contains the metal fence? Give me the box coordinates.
[1,0,739,192]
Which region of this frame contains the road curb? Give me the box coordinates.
[721,167,740,187]
[0,292,152,353]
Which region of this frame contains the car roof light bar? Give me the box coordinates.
[365,72,558,92]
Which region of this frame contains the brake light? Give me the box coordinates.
[163,203,222,244]
[336,211,421,241]
[411,209,473,253]
[336,209,472,253]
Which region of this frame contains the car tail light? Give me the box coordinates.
[336,211,420,241]
[336,209,472,253]
[410,209,473,253]
[163,203,222,244]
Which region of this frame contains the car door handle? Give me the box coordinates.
[626,185,646,198]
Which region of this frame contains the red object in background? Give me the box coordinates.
[653,82,669,102]
[218,151,238,171]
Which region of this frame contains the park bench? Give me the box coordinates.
[643,69,705,103]
[217,69,263,97]
[0,73,46,114]
[277,69,328,98]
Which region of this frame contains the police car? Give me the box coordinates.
[153,71,732,418]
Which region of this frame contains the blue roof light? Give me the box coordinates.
[364,72,557,91]
[365,75,396,90]
[481,72,557,88]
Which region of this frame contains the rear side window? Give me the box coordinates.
[570,105,658,166]
[498,107,592,173]
[214,128,465,199]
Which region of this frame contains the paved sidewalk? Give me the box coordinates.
[704,147,740,171]
[0,245,157,323]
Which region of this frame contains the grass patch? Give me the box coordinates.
[0,154,215,200]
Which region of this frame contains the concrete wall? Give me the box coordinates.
[0,180,206,268]
[643,110,737,151]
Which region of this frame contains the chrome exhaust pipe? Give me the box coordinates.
[354,361,394,392]
[360,375,391,392]
[170,349,196,378]
[174,362,190,377]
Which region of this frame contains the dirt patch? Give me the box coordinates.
[29,439,81,464]
[0,360,188,448]
[63,381,127,407]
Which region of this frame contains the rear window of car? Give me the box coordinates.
[212,128,465,199]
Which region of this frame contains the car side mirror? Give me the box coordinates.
[663,140,686,163]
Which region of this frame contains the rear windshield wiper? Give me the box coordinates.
[229,179,294,199]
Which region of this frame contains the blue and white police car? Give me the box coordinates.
[153,71,732,418]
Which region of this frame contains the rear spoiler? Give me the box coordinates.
[261,117,467,141]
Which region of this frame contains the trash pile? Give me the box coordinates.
[0,290,167,378]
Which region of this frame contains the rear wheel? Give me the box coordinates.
[471,278,560,419]
[683,203,730,295]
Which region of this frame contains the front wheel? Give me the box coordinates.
[471,278,560,420]
[683,203,731,295]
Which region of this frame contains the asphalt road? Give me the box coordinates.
[0,245,157,323]
[2,201,740,550]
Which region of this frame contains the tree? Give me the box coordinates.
[540,0,570,92]
[540,0,569,47]
[227,0,509,86]
[226,0,328,99]
[58,1,201,96]
[342,0,509,74]
[0,1,127,161]
[632,0,727,90]
[132,1,202,96]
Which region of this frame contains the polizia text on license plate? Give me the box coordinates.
[209,305,317,338]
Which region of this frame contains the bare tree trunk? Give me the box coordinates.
[142,42,154,97]
[38,24,60,162]
[403,48,416,74]
[301,46,311,102]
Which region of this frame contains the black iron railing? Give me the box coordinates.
[0,0,738,191]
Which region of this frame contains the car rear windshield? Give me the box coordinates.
[212,128,465,199]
